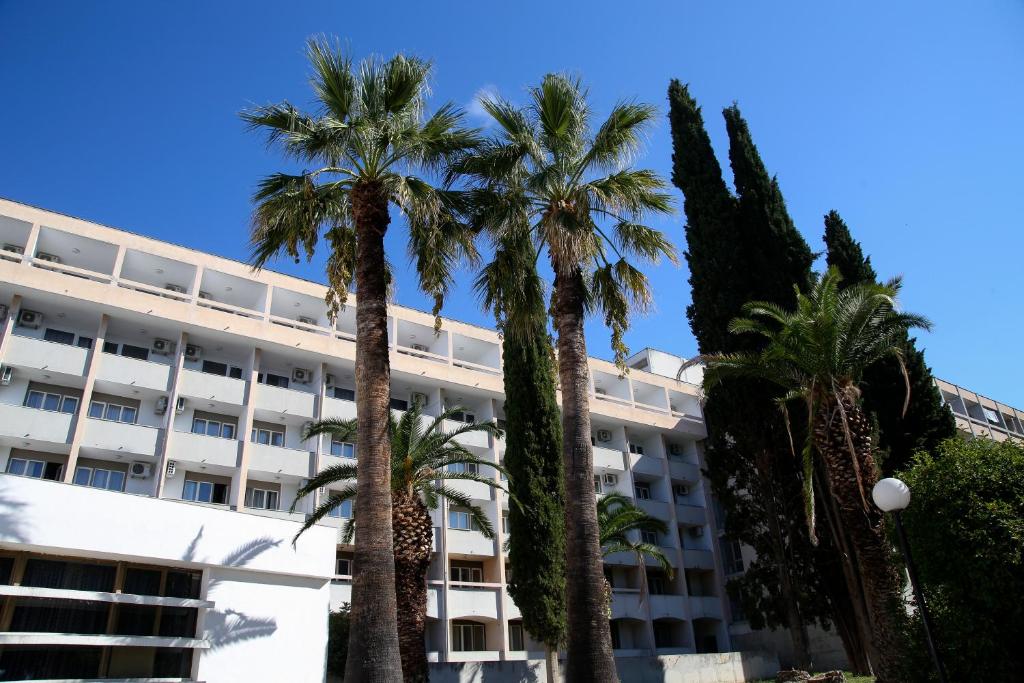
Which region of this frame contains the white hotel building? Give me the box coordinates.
[0,199,732,681]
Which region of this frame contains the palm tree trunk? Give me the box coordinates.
[545,643,561,683]
[345,179,403,682]
[552,268,618,683]
[814,389,907,683]
[392,492,434,683]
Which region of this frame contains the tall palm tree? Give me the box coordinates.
[698,268,927,683]
[292,403,505,682]
[458,74,675,681]
[597,492,674,578]
[242,37,480,680]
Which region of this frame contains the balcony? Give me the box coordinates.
[689,595,723,619]
[426,585,441,619]
[5,335,88,377]
[322,396,357,421]
[593,445,625,470]
[446,529,495,557]
[254,383,316,420]
[80,419,160,457]
[632,455,665,478]
[668,459,701,482]
[248,442,312,479]
[503,591,521,620]
[0,403,73,444]
[178,369,246,405]
[610,589,645,620]
[447,585,500,620]
[682,549,715,570]
[676,504,707,526]
[95,353,171,392]
[447,477,494,501]
[636,498,671,521]
[445,420,490,449]
[649,594,687,619]
[167,430,239,469]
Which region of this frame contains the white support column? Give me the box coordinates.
[439,497,453,663]
[155,331,189,499]
[490,398,511,661]
[0,294,23,358]
[694,439,731,652]
[262,285,274,322]
[311,361,329,511]
[110,244,127,284]
[189,266,204,303]
[22,222,41,262]
[64,313,110,482]
[231,347,261,509]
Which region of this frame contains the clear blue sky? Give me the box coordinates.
[1,1,1021,405]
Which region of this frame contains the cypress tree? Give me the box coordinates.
[478,229,566,677]
[822,211,955,474]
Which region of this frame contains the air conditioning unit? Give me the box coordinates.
[410,343,428,352]
[175,396,187,414]
[155,396,168,415]
[668,443,683,456]
[184,344,202,362]
[324,373,336,389]
[198,291,212,300]
[629,443,645,455]
[292,367,312,384]
[2,244,24,255]
[674,484,690,497]
[17,309,42,329]
[129,462,152,479]
[298,315,317,326]
[603,473,619,486]
[689,526,705,538]
[411,391,429,408]
[165,460,177,477]
[0,365,13,386]
[596,429,612,442]
[151,338,175,356]
[164,283,186,294]
[0,304,6,321]
[36,252,62,264]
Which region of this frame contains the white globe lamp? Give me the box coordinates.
[872,477,911,512]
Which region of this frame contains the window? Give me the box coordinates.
[641,530,659,546]
[120,344,149,361]
[448,509,480,531]
[502,511,509,534]
[244,487,279,510]
[73,466,126,492]
[654,622,673,647]
[191,417,235,439]
[7,458,45,478]
[103,341,119,354]
[634,482,652,500]
[593,475,603,494]
[648,573,666,595]
[448,410,476,424]
[329,440,356,458]
[333,387,355,401]
[389,398,409,411]
[43,328,75,345]
[336,557,353,576]
[327,499,353,518]
[181,479,228,505]
[88,401,137,424]
[508,623,524,651]
[25,390,78,414]
[201,360,227,376]
[628,442,645,455]
[451,621,486,652]
[448,461,479,475]
[257,372,289,388]
[251,427,284,447]
[450,563,483,583]
[77,336,93,349]
[719,537,744,575]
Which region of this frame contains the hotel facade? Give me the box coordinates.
[934,377,1024,443]
[0,199,733,681]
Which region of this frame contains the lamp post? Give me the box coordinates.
[872,477,948,683]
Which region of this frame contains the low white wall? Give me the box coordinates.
[428,652,780,683]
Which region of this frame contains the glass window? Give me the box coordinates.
[121,406,137,424]
[191,418,207,435]
[228,366,243,379]
[221,423,235,439]
[205,421,221,437]
[60,396,78,414]
[251,428,284,446]
[593,476,603,494]
[43,328,75,345]
[108,471,125,491]
[197,482,213,502]
[336,558,352,576]
[641,530,659,545]
[104,404,122,422]
[245,488,279,510]
[634,483,651,500]
[77,336,93,349]
[103,341,119,354]
[121,344,149,361]
[74,467,91,486]
[334,387,355,401]
[448,509,478,531]
[509,623,524,651]
[327,499,353,518]
[389,398,409,411]
[92,470,109,490]
[43,393,61,411]
[182,480,197,500]
[201,360,227,376]
[452,622,485,652]
[9,459,46,479]
[7,459,26,476]
[449,462,479,475]
[25,391,44,409]
[330,440,356,458]
[88,401,105,418]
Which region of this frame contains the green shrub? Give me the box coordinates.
[326,603,350,677]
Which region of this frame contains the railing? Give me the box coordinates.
[196,297,263,320]
[395,344,449,364]
[116,277,192,303]
[269,314,332,336]
[29,258,113,283]
[452,357,501,375]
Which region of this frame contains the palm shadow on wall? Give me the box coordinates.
[0,493,29,543]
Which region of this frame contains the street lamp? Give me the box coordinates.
[872,477,948,683]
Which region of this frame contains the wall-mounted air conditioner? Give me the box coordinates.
[2,244,24,255]
[155,396,168,415]
[324,373,336,389]
[175,396,187,414]
[410,343,428,352]
[603,473,619,486]
[198,291,212,300]
[166,460,177,477]
[151,338,175,356]
[184,344,202,362]
[292,367,312,384]
[0,365,13,386]
[36,252,62,264]
[129,462,152,479]
[596,429,612,442]
[17,309,42,329]
[165,283,186,294]
[298,315,317,326]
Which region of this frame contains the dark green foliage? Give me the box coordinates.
[822,211,955,474]
[900,439,1024,680]
[668,81,831,650]
[499,240,567,649]
[326,603,350,677]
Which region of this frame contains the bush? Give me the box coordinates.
[900,438,1024,680]
[326,603,350,678]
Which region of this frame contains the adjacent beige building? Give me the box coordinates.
[934,378,1024,443]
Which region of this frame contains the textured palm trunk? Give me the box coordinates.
[552,268,618,683]
[392,492,434,683]
[814,387,907,683]
[345,180,403,682]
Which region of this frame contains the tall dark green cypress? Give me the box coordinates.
[822,211,955,474]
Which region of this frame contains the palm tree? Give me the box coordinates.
[698,268,927,683]
[292,403,505,682]
[242,37,480,680]
[459,74,675,681]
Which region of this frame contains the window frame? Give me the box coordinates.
[7,458,46,479]
[634,482,652,500]
[329,440,356,458]
[73,466,126,492]
[447,509,479,531]
[451,621,486,652]
[251,427,285,447]
[244,486,280,511]
[88,400,138,424]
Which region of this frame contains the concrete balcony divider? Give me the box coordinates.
[689,595,723,619]
[633,455,666,478]
[503,591,521,620]
[593,445,625,470]
[5,335,88,377]
[255,384,316,420]
[682,548,716,570]
[247,442,311,479]
[95,354,171,392]
[649,594,687,619]
[81,419,160,457]
[675,503,707,526]
[0,404,73,444]
[447,585,500,620]
[177,369,246,405]
[167,431,239,469]
[668,459,701,482]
